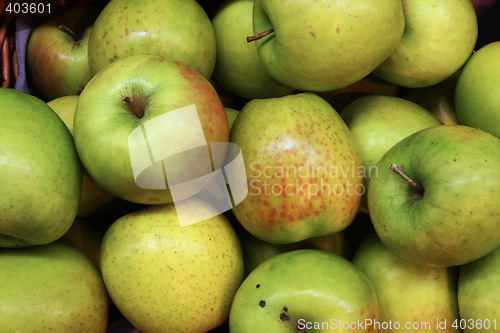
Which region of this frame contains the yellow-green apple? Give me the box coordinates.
[212,0,294,99]
[341,95,442,212]
[88,0,216,79]
[229,249,379,332]
[0,88,81,247]
[455,41,500,139]
[26,6,101,101]
[100,200,244,333]
[230,92,363,244]
[368,125,500,267]
[0,242,109,332]
[47,95,120,218]
[400,73,461,125]
[458,245,500,333]
[353,233,460,332]
[249,0,405,92]
[374,0,478,88]
[73,55,228,205]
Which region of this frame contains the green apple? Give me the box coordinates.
[26,6,100,101]
[0,242,109,332]
[341,95,442,212]
[368,125,500,267]
[455,41,500,139]
[318,74,401,111]
[212,0,294,99]
[224,106,239,131]
[400,73,461,125]
[88,0,216,79]
[374,0,478,88]
[47,95,119,218]
[0,88,81,247]
[100,201,244,333]
[229,249,379,332]
[250,0,405,92]
[230,92,363,244]
[458,245,500,333]
[353,233,460,332]
[73,55,228,205]
[237,225,348,276]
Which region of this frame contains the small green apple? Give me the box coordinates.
[458,245,500,333]
[88,0,216,78]
[368,125,500,267]
[353,233,461,332]
[229,249,379,332]
[224,106,239,131]
[26,6,100,101]
[250,0,405,92]
[212,0,294,99]
[400,73,461,125]
[100,201,244,333]
[0,88,81,247]
[341,95,442,212]
[318,74,401,111]
[73,55,228,205]
[237,225,348,276]
[455,41,500,139]
[230,92,363,244]
[374,0,478,87]
[0,242,109,332]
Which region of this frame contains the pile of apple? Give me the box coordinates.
[1,0,499,332]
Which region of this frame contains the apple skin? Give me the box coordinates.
[0,242,109,332]
[211,0,294,99]
[368,125,500,267]
[341,95,442,213]
[88,0,216,79]
[0,88,81,247]
[455,41,500,139]
[353,233,461,333]
[229,249,379,332]
[26,6,99,101]
[374,0,478,88]
[47,95,119,218]
[400,73,461,125]
[458,245,500,333]
[252,0,405,92]
[100,201,244,333]
[73,55,228,205]
[230,92,363,244]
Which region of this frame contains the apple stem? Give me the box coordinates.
[247,28,275,43]
[390,164,425,196]
[122,96,145,119]
[58,24,80,42]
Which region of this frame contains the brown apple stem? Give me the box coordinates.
[247,28,275,43]
[122,96,145,119]
[390,164,425,196]
[58,23,80,42]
